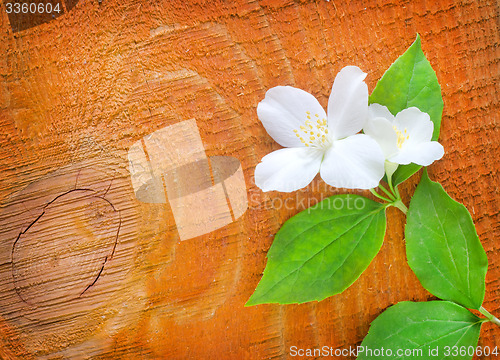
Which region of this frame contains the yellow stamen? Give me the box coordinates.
[393,126,409,149]
[292,110,331,148]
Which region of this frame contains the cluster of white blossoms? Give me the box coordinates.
[254,66,444,192]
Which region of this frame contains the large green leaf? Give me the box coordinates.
[358,301,483,360]
[369,34,444,186]
[246,195,386,305]
[405,171,488,309]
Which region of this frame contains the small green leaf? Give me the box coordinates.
[246,195,386,305]
[392,163,421,188]
[405,171,488,309]
[369,34,444,185]
[358,301,483,360]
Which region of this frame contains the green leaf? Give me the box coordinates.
[392,163,421,188]
[369,34,444,185]
[246,195,386,306]
[405,171,488,309]
[358,301,483,360]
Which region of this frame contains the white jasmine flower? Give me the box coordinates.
[363,104,444,166]
[254,66,385,192]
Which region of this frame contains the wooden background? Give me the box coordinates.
[0,0,498,358]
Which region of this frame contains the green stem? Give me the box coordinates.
[391,199,408,215]
[369,188,393,203]
[387,171,395,193]
[378,184,397,201]
[393,184,401,198]
[386,169,403,202]
[479,306,500,327]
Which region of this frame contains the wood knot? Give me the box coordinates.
[11,189,121,306]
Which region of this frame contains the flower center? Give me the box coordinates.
[293,112,331,149]
[393,126,409,149]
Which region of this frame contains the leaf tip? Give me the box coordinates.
[410,33,422,53]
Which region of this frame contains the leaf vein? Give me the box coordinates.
[425,189,466,294]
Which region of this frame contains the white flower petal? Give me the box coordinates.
[363,116,399,159]
[254,147,323,192]
[368,103,395,121]
[257,86,327,148]
[390,141,444,166]
[327,66,369,140]
[320,134,385,189]
[393,107,434,144]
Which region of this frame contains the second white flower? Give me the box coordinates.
[363,104,444,166]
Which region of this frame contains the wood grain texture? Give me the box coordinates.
[0,0,498,359]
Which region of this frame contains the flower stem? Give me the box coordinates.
[391,199,408,214]
[387,174,397,196]
[378,184,397,201]
[479,306,500,327]
[369,188,393,203]
[393,184,401,198]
